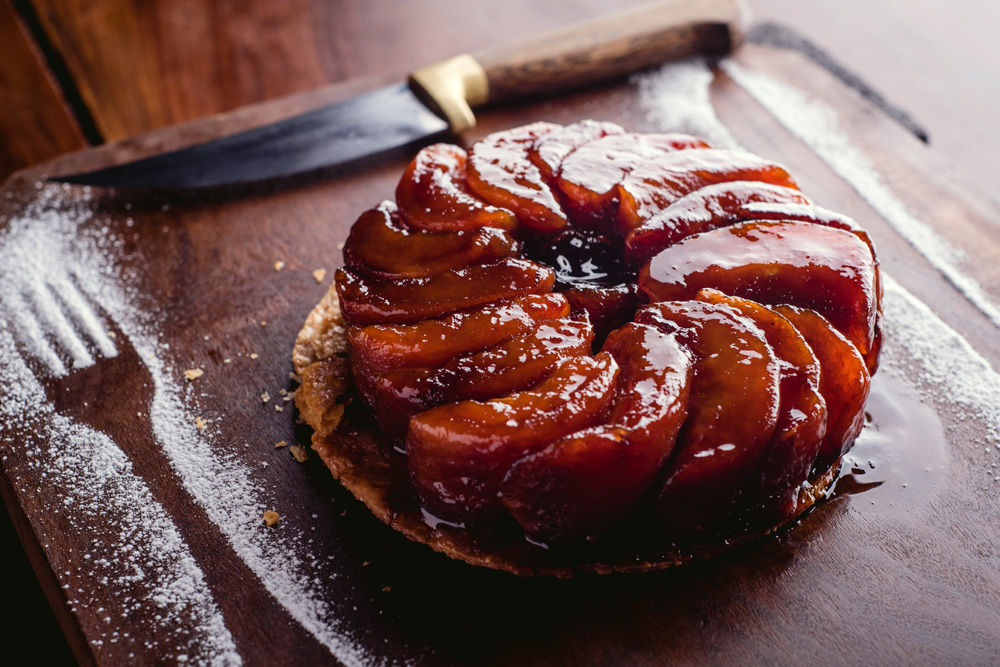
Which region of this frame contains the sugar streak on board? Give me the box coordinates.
[0,189,240,664]
[0,186,385,666]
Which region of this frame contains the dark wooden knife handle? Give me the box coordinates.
[473,0,748,104]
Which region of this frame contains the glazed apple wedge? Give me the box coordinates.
[617,150,800,233]
[408,354,619,524]
[501,323,692,541]
[638,220,880,359]
[624,181,811,266]
[343,201,519,279]
[556,132,709,228]
[773,304,871,465]
[395,143,517,232]
[636,300,780,535]
[696,290,827,520]
[527,119,626,183]
[372,314,594,437]
[465,122,568,233]
[346,293,570,403]
[336,257,555,326]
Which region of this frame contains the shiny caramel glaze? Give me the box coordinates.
[772,304,871,465]
[346,293,569,404]
[696,289,827,522]
[373,314,594,438]
[639,220,880,358]
[501,322,692,541]
[636,300,780,535]
[465,122,568,233]
[336,257,555,326]
[343,201,519,279]
[625,181,811,266]
[396,143,517,231]
[308,122,883,555]
[557,132,709,228]
[408,354,620,524]
[617,150,800,233]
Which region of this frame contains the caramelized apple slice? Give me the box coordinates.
[696,290,827,520]
[773,304,871,465]
[343,201,519,278]
[346,293,569,403]
[373,314,594,437]
[336,258,555,327]
[395,143,517,231]
[465,122,568,233]
[625,181,811,266]
[617,150,800,233]
[562,283,640,344]
[732,202,884,372]
[527,120,626,182]
[635,300,780,535]
[408,354,619,524]
[501,323,692,540]
[556,132,709,229]
[639,220,879,357]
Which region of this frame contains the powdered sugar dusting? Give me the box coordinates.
[0,189,240,664]
[633,58,740,150]
[881,274,1000,447]
[0,186,381,665]
[722,61,1000,330]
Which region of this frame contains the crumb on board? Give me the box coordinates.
[274,405,284,413]
[289,445,308,462]
[184,368,204,381]
[263,510,280,527]
[336,241,345,251]
[107,331,117,339]
[274,260,285,271]
[250,353,259,360]
[382,586,391,593]
[313,268,327,283]
[195,416,207,430]
[275,440,287,449]
[223,358,232,364]
[261,321,267,327]
[261,392,270,404]
[289,372,303,383]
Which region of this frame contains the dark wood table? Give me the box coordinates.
[2,1,998,663]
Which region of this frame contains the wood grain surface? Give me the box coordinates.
[2,43,1000,665]
[0,0,84,179]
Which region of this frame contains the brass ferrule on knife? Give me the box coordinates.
[408,55,490,134]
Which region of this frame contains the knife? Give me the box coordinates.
[52,0,749,189]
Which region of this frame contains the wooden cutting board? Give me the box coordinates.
[2,43,1000,665]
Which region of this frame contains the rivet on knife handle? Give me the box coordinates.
[409,0,749,133]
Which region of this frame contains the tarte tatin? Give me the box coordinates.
[294,121,880,576]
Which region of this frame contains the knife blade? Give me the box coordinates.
[51,0,749,189]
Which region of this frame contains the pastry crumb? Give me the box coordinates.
[261,391,270,404]
[382,586,391,593]
[362,561,371,567]
[249,353,259,360]
[263,510,280,527]
[289,372,303,383]
[336,241,345,251]
[275,440,287,448]
[223,358,232,364]
[289,445,308,462]
[260,320,267,327]
[274,405,284,412]
[184,368,204,381]
[313,268,327,283]
[195,416,207,430]
[274,260,285,271]
[107,331,117,339]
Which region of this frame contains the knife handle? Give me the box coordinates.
[477,0,748,102]
[409,0,748,133]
